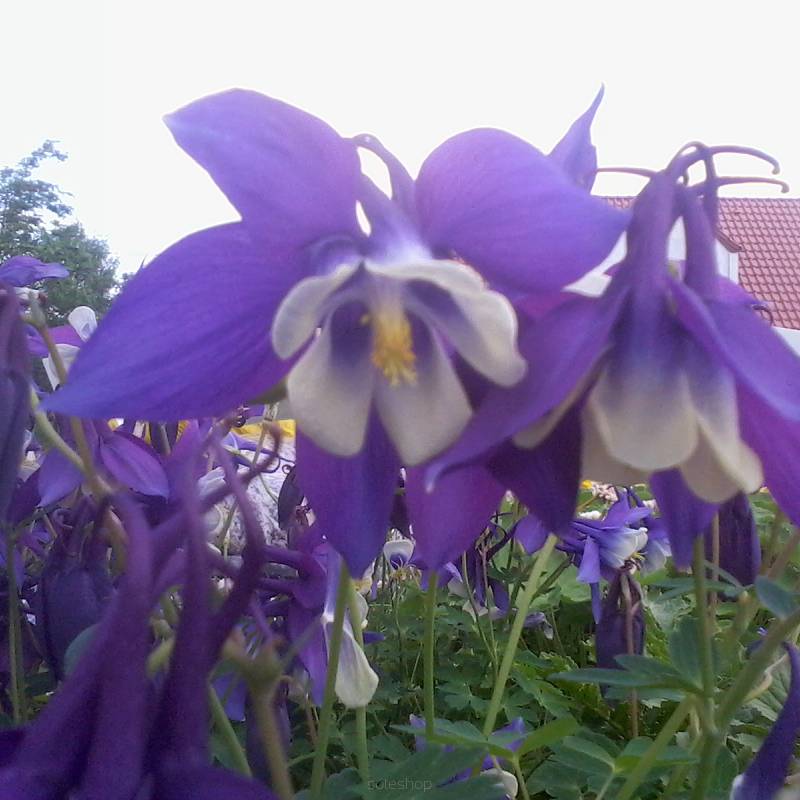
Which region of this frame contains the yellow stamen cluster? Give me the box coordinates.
[369,310,418,386]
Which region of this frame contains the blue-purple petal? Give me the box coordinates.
[296,417,400,576]
[0,256,68,287]
[405,464,504,571]
[548,86,604,190]
[416,128,628,294]
[45,224,297,421]
[165,89,363,261]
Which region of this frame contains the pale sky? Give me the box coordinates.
[3,1,799,275]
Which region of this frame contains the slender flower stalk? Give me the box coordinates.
[423,573,438,738]
[208,684,252,777]
[348,579,371,784]
[310,563,351,797]
[482,534,558,736]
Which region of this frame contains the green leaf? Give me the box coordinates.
[614,737,698,773]
[362,745,509,799]
[755,576,799,619]
[668,617,704,690]
[517,716,578,757]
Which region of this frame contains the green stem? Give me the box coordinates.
[616,696,693,800]
[251,684,295,800]
[208,684,252,777]
[347,580,370,784]
[692,537,716,707]
[29,388,86,474]
[5,533,25,723]
[691,536,718,799]
[482,534,558,736]
[424,573,438,738]
[310,563,351,797]
[461,552,499,678]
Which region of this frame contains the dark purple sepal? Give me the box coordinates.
[404,463,504,571]
[595,573,644,672]
[705,493,760,586]
[296,416,401,576]
[488,404,582,537]
[97,430,169,498]
[650,470,718,570]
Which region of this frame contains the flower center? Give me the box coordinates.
[367,308,417,386]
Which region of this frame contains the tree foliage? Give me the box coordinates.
[0,141,118,324]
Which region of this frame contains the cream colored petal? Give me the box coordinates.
[271,264,357,358]
[67,306,97,341]
[588,366,698,472]
[287,324,374,457]
[374,336,471,466]
[581,406,649,485]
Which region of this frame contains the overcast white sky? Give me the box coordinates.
[3,1,799,274]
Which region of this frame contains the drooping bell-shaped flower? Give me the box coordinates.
[45,89,626,576]
[432,143,800,567]
[34,501,113,680]
[705,492,761,586]
[731,644,800,800]
[595,571,645,671]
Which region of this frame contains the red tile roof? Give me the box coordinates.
[605,197,800,329]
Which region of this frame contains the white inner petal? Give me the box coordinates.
[588,365,698,471]
[581,405,649,486]
[67,306,97,341]
[374,334,471,465]
[271,264,357,359]
[396,259,526,387]
[286,322,374,457]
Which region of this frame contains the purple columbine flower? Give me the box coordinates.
[0,256,68,288]
[731,643,800,800]
[44,89,626,575]
[432,143,800,567]
[705,492,761,586]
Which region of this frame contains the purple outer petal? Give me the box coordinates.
[416,128,628,294]
[98,432,169,497]
[672,279,800,420]
[49,324,84,347]
[487,404,582,536]
[512,515,549,555]
[577,537,602,584]
[548,86,604,191]
[45,224,297,421]
[37,450,82,505]
[296,416,400,576]
[732,644,800,800]
[165,89,363,261]
[405,464,504,571]
[0,256,68,287]
[739,386,800,526]
[650,469,717,569]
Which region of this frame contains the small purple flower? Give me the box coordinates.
[731,644,800,800]
[0,256,68,287]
